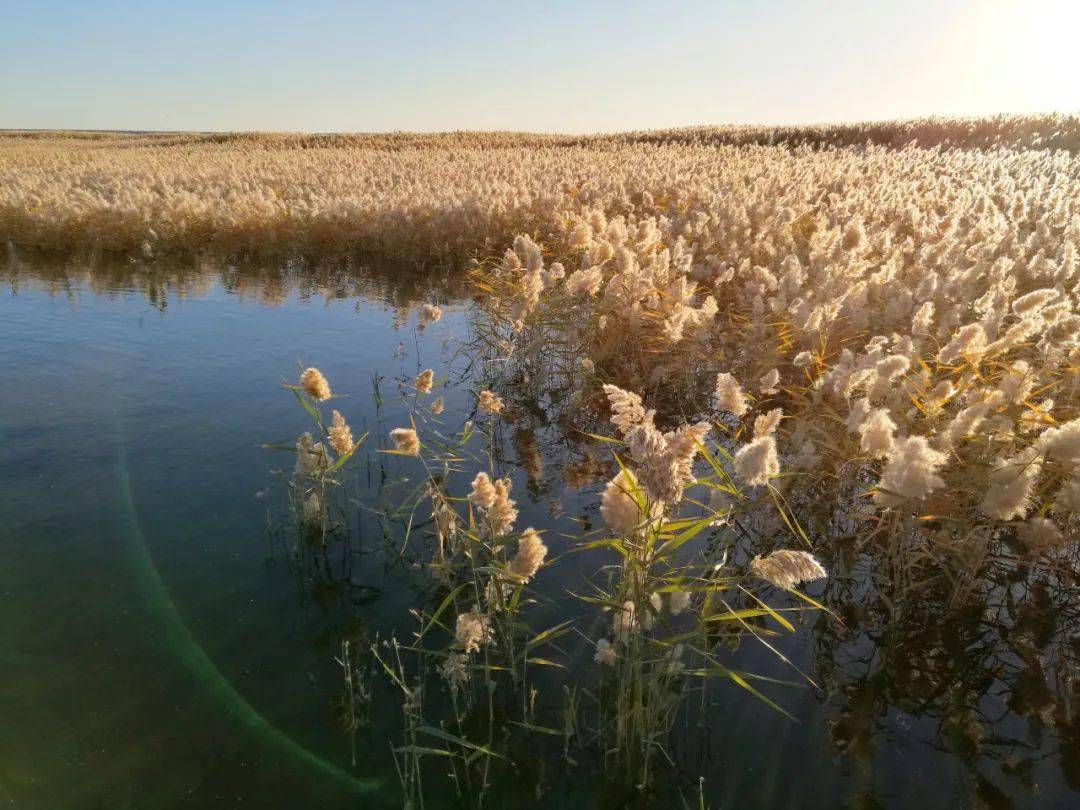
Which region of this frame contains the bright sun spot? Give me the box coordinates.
[961,0,1080,114]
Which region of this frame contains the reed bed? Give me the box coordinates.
[12,113,1080,801]
[277,361,828,804]
[481,142,1080,562]
[3,114,1078,262]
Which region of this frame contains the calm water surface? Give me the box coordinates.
[2,257,1078,809]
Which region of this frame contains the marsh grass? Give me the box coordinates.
[5,115,1079,264]
[191,111,1080,803]
[270,358,831,806]
[256,270,1080,804]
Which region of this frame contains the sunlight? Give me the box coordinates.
[963,0,1080,114]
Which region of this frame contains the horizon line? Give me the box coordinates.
[3,110,1079,139]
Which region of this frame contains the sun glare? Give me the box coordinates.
[964,0,1080,115]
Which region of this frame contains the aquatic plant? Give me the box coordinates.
[4,115,1079,264]
[199,112,1080,803]
[281,367,367,544]
[479,138,1080,559]
[275,367,826,801]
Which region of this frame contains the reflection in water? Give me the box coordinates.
[2,247,466,312]
[813,538,1080,802]
[4,256,1079,808]
[487,365,1080,806]
[2,255,472,808]
[270,326,1080,806]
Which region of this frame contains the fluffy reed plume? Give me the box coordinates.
[937,324,988,366]
[294,432,329,481]
[753,408,783,438]
[430,395,444,415]
[477,389,505,415]
[644,420,710,502]
[759,369,781,395]
[414,369,434,394]
[564,266,604,296]
[846,399,871,435]
[470,472,517,535]
[939,392,1004,450]
[713,373,748,417]
[507,528,547,583]
[749,550,827,590]
[593,638,617,665]
[1054,478,1080,513]
[600,468,650,534]
[1018,516,1064,551]
[420,303,442,325]
[328,410,354,455]
[668,590,691,615]
[469,472,497,508]
[981,447,1042,520]
[439,652,469,690]
[299,367,331,401]
[602,384,648,429]
[613,600,638,641]
[858,408,897,459]
[1012,288,1060,316]
[454,608,493,654]
[389,427,420,456]
[1037,419,1080,466]
[734,435,780,487]
[999,361,1034,405]
[873,437,946,506]
[602,384,708,502]
[485,479,518,536]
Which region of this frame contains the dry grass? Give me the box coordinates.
[3,114,1078,261]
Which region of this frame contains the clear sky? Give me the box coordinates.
[2,0,1078,133]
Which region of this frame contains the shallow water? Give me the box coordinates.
[2,257,1078,809]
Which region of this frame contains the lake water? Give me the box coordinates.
[2,255,1077,809]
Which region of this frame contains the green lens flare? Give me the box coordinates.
[114,422,380,798]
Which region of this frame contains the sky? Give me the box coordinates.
[2,0,1078,133]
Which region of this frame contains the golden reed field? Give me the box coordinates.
[3,114,1079,556]
[2,113,1078,261]
[5,113,1080,799]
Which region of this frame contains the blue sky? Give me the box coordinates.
[2,0,1077,132]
